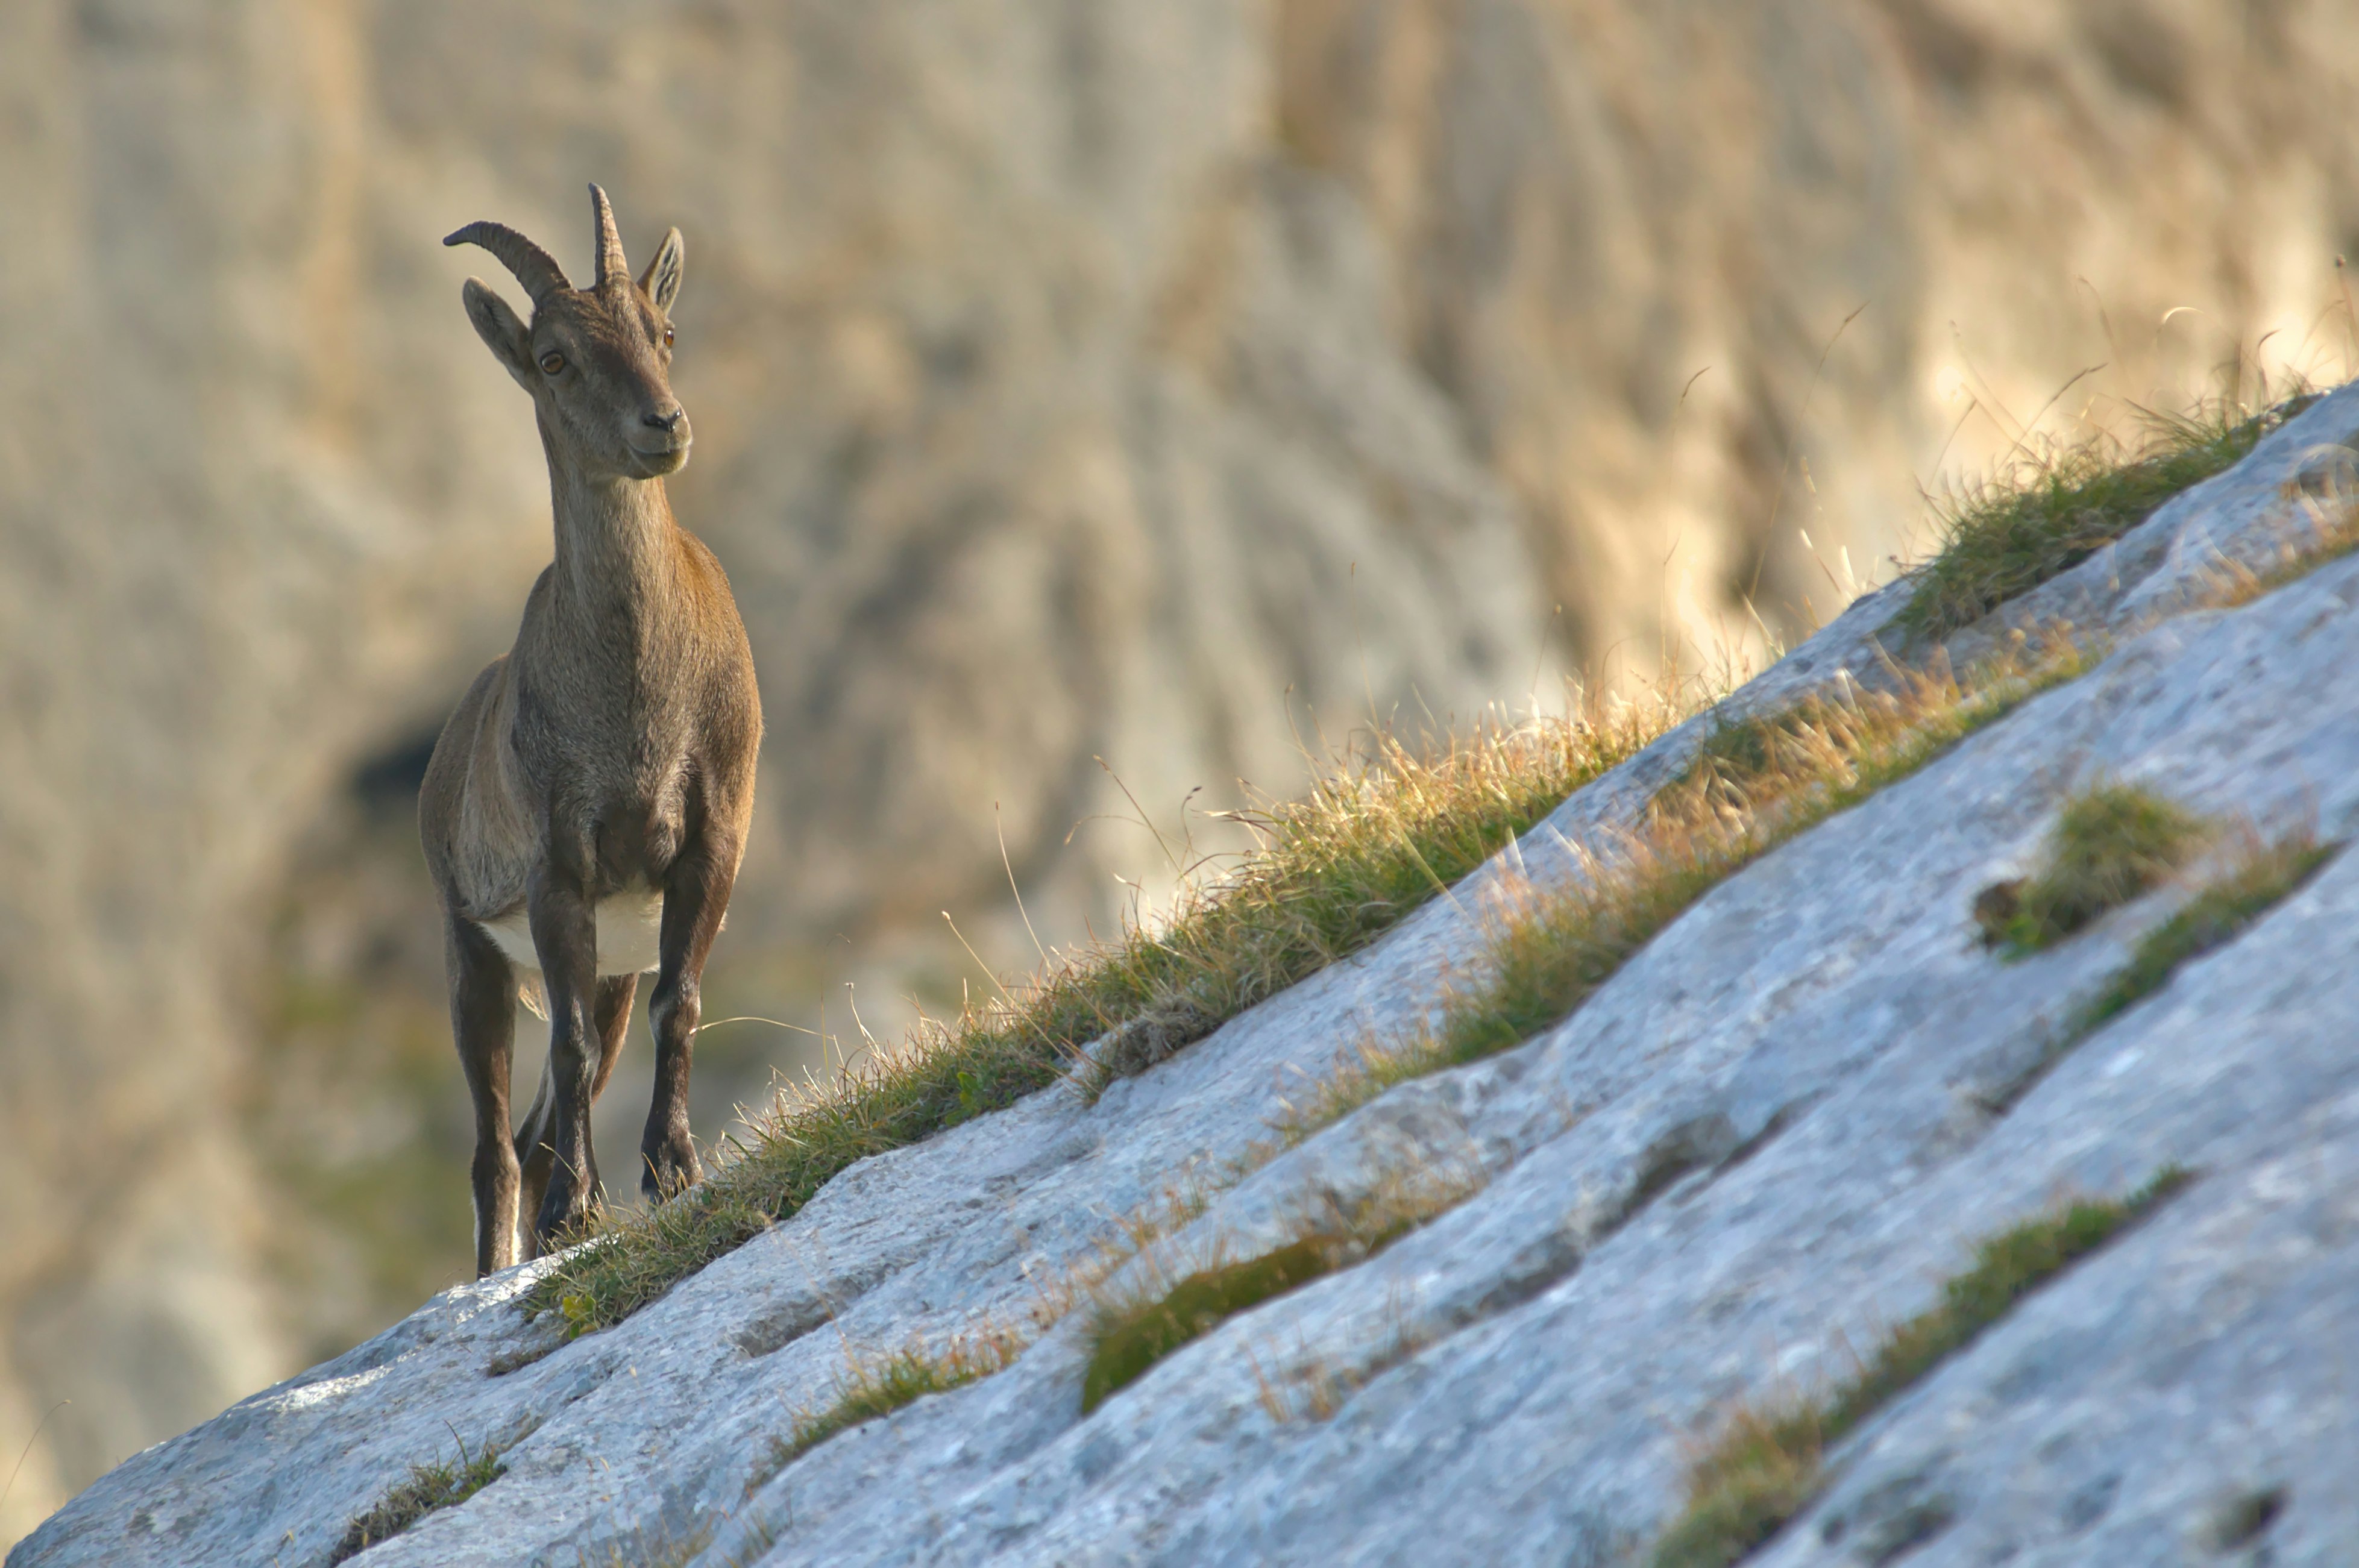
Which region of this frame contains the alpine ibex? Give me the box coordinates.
[424,186,762,1275]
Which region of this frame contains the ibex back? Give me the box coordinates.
[422,186,761,1275]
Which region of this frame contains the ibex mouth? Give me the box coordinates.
[627,440,693,477]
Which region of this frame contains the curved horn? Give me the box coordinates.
[442,221,571,304]
[589,183,628,292]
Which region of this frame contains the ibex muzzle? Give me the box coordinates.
[422,185,762,1275]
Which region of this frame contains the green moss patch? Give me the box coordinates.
[329,1437,505,1564]
[1974,783,2210,954]
[1969,829,2342,1120]
[1650,1169,2191,1568]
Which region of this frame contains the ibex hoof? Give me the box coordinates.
[642,1133,702,1202]
[535,1177,602,1247]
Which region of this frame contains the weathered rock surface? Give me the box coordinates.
[19,387,2359,1565]
[10,0,2359,1540]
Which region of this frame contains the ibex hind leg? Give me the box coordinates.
[514,972,637,1259]
[447,918,521,1277]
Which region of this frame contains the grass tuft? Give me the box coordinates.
[1069,707,1678,1088]
[1083,1238,1338,1413]
[2070,829,2335,1034]
[1080,1160,1483,1413]
[1648,1169,2190,1568]
[330,1437,506,1564]
[752,1161,1271,1488]
[1288,642,2090,1139]
[1973,783,2209,954]
[526,704,1676,1339]
[1651,1405,1826,1568]
[764,1324,1026,1476]
[1897,395,2309,639]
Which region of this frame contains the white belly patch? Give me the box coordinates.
[478,889,667,977]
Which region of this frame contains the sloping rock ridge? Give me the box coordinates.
[20,392,2359,1566]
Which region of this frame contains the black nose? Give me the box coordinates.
[642,409,683,432]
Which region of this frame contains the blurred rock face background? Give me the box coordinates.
[1,0,2353,1541]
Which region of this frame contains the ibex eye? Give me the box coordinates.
[539,352,565,375]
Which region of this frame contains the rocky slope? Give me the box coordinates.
[17,381,2359,1566]
[7,0,2359,1541]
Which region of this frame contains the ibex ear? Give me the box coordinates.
[460,278,536,389]
[639,227,685,313]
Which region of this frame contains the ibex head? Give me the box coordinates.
[447,184,692,480]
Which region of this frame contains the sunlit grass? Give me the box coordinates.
[1897,394,2311,639]
[526,700,1682,1338]
[1286,641,2090,1139]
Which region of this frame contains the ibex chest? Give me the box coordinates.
[471,774,692,977]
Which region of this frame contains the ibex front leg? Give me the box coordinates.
[515,972,638,1256]
[643,833,740,1199]
[528,862,606,1247]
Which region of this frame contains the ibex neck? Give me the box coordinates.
[545,454,680,612]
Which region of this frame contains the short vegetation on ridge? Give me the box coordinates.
[527,704,1676,1337]
[1284,641,2088,1138]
